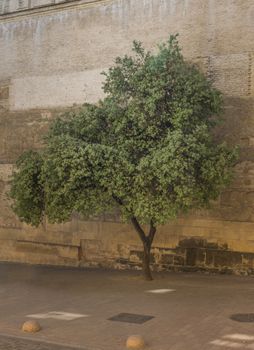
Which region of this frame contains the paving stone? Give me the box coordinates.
[0,335,87,350]
[0,263,254,350]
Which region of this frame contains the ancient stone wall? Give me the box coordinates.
[1,0,254,274]
[0,1,82,15]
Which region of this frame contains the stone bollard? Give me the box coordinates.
[126,335,145,349]
[22,320,41,333]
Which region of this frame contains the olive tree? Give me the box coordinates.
[10,36,237,280]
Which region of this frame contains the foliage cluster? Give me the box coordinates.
[10,36,237,230]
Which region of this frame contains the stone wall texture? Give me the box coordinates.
[1,0,254,274]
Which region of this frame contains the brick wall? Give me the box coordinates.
[0,0,81,15]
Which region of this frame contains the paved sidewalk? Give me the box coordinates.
[0,263,253,350]
[0,334,88,350]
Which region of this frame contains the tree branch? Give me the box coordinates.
[112,194,124,206]
[113,194,156,247]
[148,219,156,246]
[130,216,147,244]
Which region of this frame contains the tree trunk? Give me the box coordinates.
[130,217,156,281]
[112,198,157,280]
[143,241,153,281]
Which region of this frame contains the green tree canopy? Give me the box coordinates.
[10,35,237,279]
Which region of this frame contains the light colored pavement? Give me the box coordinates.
[0,263,253,349]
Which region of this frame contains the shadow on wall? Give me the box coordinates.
[123,237,254,276]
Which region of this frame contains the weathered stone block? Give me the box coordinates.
[0,86,9,100]
[179,237,206,248]
[161,254,174,265]
[173,255,185,266]
[210,54,250,97]
[213,250,242,268]
[196,249,206,265]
